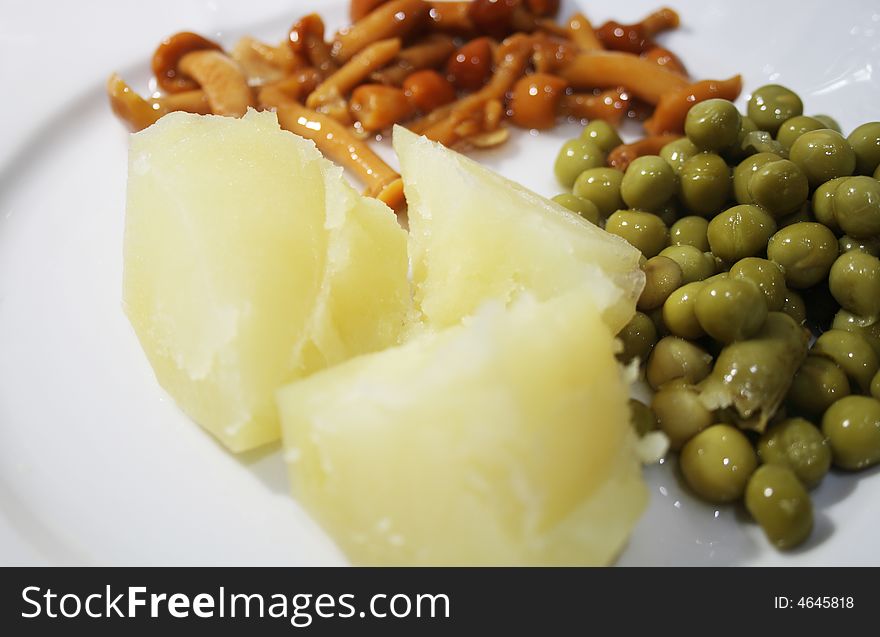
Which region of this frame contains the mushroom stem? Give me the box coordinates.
[178,50,255,116]
[158,90,212,114]
[426,1,475,35]
[289,14,338,75]
[151,32,222,93]
[607,134,682,170]
[306,38,402,111]
[260,86,404,210]
[371,34,456,85]
[561,88,629,124]
[332,0,429,63]
[231,36,302,85]
[107,74,163,131]
[558,50,688,104]
[567,13,603,51]
[351,0,393,22]
[640,7,680,37]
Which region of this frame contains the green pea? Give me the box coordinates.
[699,312,809,431]
[707,204,777,262]
[733,152,782,205]
[629,398,657,436]
[554,138,604,188]
[832,309,880,359]
[822,395,880,470]
[726,114,760,162]
[873,370,880,401]
[621,155,677,211]
[828,250,880,319]
[572,167,624,217]
[655,201,680,227]
[681,424,758,503]
[685,99,741,152]
[662,281,706,339]
[695,277,768,343]
[757,417,831,489]
[745,465,813,549]
[659,244,715,283]
[777,204,813,229]
[669,215,710,251]
[776,115,825,151]
[729,257,786,311]
[789,129,856,188]
[832,176,880,239]
[580,120,622,153]
[738,130,786,158]
[703,271,730,285]
[651,381,713,450]
[748,159,809,218]
[813,114,841,133]
[811,176,848,233]
[747,84,804,135]
[645,336,713,390]
[740,115,758,134]
[787,356,850,419]
[638,256,683,311]
[839,235,880,257]
[551,194,601,224]
[679,153,732,216]
[710,253,727,275]
[781,289,807,324]
[812,329,880,394]
[660,138,700,175]
[646,306,669,338]
[846,121,880,176]
[605,210,669,257]
[616,311,658,364]
[767,222,838,289]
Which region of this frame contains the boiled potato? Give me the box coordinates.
[278,293,647,566]
[124,110,410,452]
[393,125,645,334]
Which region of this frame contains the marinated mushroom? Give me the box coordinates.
[288,14,338,75]
[509,72,568,129]
[307,38,402,112]
[177,49,255,117]
[558,51,689,105]
[152,32,223,93]
[260,86,404,210]
[332,0,430,63]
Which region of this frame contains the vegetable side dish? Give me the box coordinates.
[108,0,739,211]
[552,86,880,550]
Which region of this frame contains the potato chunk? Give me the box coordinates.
[124,110,409,451]
[278,293,647,565]
[394,125,644,333]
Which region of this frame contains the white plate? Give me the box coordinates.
[1,0,878,566]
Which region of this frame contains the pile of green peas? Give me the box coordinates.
[553,84,880,551]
